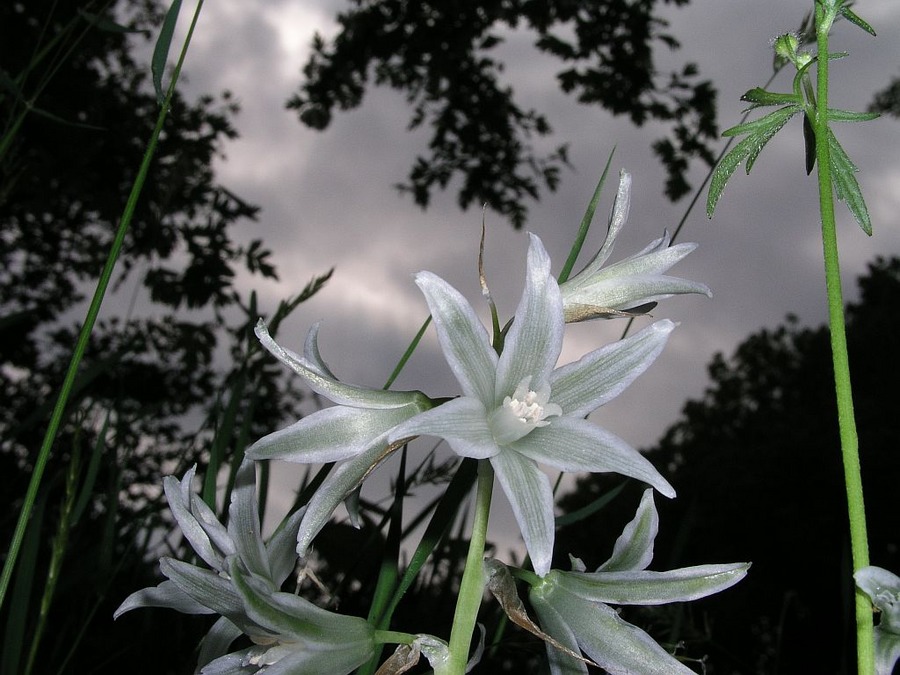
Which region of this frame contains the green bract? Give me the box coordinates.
[388,233,676,575]
[559,171,711,323]
[246,320,433,555]
[527,490,749,674]
[855,566,900,675]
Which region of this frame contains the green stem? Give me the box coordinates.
[813,6,872,673]
[0,0,206,611]
[446,459,494,674]
[373,629,416,645]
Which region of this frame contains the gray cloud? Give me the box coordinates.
[167,0,900,548]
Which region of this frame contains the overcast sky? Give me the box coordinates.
[162,0,900,546]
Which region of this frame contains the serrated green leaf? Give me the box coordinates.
[721,105,801,137]
[840,5,876,36]
[708,106,800,217]
[740,87,802,109]
[827,128,872,235]
[826,108,880,123]
[151,0,183,106]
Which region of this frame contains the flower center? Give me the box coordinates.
[489,377,562,446]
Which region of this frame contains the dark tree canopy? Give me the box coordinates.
[0,0,304,503]
[870,73,900,117]
[556,257,900,674]
[0,1,328,671]
[290,0,717,227]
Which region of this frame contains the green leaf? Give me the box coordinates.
[78,9,149,36]
[151,0,183,105]
[558,148,615,284]
[826,128,872,235]
[826,108,880,123]
[803,114,817,175]
[707,106,800,217]
[555,481,625,528]
[740,87,802,109]
[839,5,876,36]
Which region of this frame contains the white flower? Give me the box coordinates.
[855,566,900,675]
[559,171,711,322]
[527,490,749,674]
[389,233,676,575]
[115,460,376,673]
[246,320,433,555]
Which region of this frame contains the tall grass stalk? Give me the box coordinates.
[0,0,206,610]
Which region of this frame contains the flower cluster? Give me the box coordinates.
[117,171,745,674]
[115,459,376,673]
[525,490,748,674]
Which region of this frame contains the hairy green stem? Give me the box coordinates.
[0,0,206,610]
[446,459,494,674]
[813,5,872,672]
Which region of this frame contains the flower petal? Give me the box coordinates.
[596,489,658,573]
[388,397,500,460]
[541,590,696,675]
[414,271,498,405]
[550,319,674,417]
[266,507,306,587]
[160,558,253,632]
[228,459,271,580]
[565,170,632,287]
[163,470,228,571]
[295,441,397,556]
[856,566,900,634]
[248,403,421,463]
[197,617,244,671]
[495,234,564,401]
[303,322,338,379]
[606,240,700,276]
[255,320,426,409]
[512,417,675,498]
[114,579,214,618]
[200,648,257,674]
[491,449,555,576]
[229,558,374,644]
[562,275,711,316]
[557,563,750,605]
[527,593,589,675]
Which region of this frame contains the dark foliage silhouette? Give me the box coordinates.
[0,1,328,672]
[289,0,717,227]
[557,257,900,673]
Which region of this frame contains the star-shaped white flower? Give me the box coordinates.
[246,320,433,555]
[525,490,749,674]
[389,233,677,575]
[559,170,711,322]
[115,460,377,673]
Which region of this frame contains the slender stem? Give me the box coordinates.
[446,459,494,674]
[373,629,415,645]
[0,0,206,610]
[813,6,872,673]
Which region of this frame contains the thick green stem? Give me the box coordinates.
[813,6,872,672]
[446,459,494,674]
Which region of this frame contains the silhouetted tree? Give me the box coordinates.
[870,73,900,117]
[290,0,716,227]
[557,257,900,674]
[0,1,328,672]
